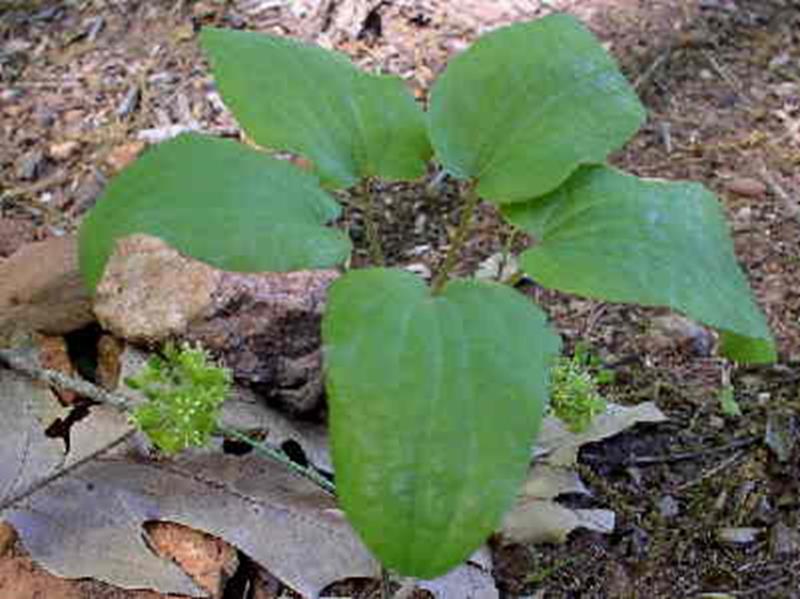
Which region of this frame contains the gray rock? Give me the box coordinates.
[94,234,338,415]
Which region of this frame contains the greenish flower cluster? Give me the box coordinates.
[549,344,610,433]
[126,342,231,454]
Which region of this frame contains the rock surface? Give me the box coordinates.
[94,234,338,414]
[0,236,94,346]
[0,218,35,258]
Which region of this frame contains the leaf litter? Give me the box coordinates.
[1,366,379,598]
[1,346,665,598]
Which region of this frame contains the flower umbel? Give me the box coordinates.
[126,342,231,454]
[550,345,609,433]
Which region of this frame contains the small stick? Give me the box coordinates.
[634,50,670,91]
[760,165,799,219]
[623,435,760,466]
[659,121,673,154]
[0,348,335,496]
[0,348,131,411]
[701,49,752,107]
[673,450,744,491]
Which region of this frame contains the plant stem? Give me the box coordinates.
[499,226,518,281]
[0,347,130,411]
[218,426,336,495]
[380,566,392,599]
[431,182,480,294]
[358,177,385,266]
[0,348,336,497]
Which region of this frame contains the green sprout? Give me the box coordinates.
[126,342,231,454]
[550,344,610,433]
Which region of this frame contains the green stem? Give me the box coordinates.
[0,348,337,497]
[359,178,384,266]
[380,566,392,599]
[431,182,480,294]
[499,225,522,285]
[218,426,336,496]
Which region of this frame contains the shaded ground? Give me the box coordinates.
[1,0,799,597]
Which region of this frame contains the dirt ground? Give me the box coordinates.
[1,0,799,597]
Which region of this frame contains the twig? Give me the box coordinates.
[1,171,71,201]
[0,348,335,496]
[219,427,335,495]
[735,575,793,597]
[0,348,130,411]
[701,49,752,107]
[634,50,671,91]
[673,450,744,491]
[760,165,799,220]
[623,435,760,466]
[659,121,673,154]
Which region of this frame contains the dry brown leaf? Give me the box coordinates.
[417,547,498,599]
[500,403,666,545]
[0,236,94,346]
[4,451,378,598]
[0,363,374,598]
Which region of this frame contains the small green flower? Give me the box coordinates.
[549,348,608,433]
[126,342,231,454]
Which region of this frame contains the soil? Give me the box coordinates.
[1,0,799,598]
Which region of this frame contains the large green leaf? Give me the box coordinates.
[201,28,432,189]
[323,268,561,577]
[79,133,350,291]
[502,165,775,363]
[428,14,645,203]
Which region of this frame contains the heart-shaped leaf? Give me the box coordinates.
[322,268,561,577]
[78,133,351,291]
[201,28,432,188]
[428,14,645,203]
[502,165,775,363]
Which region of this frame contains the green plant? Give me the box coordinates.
[126,342,231,454]
[550,347,609,433]
[718,384,742,418]
[124,343,337,492]
[77,14,776,578]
